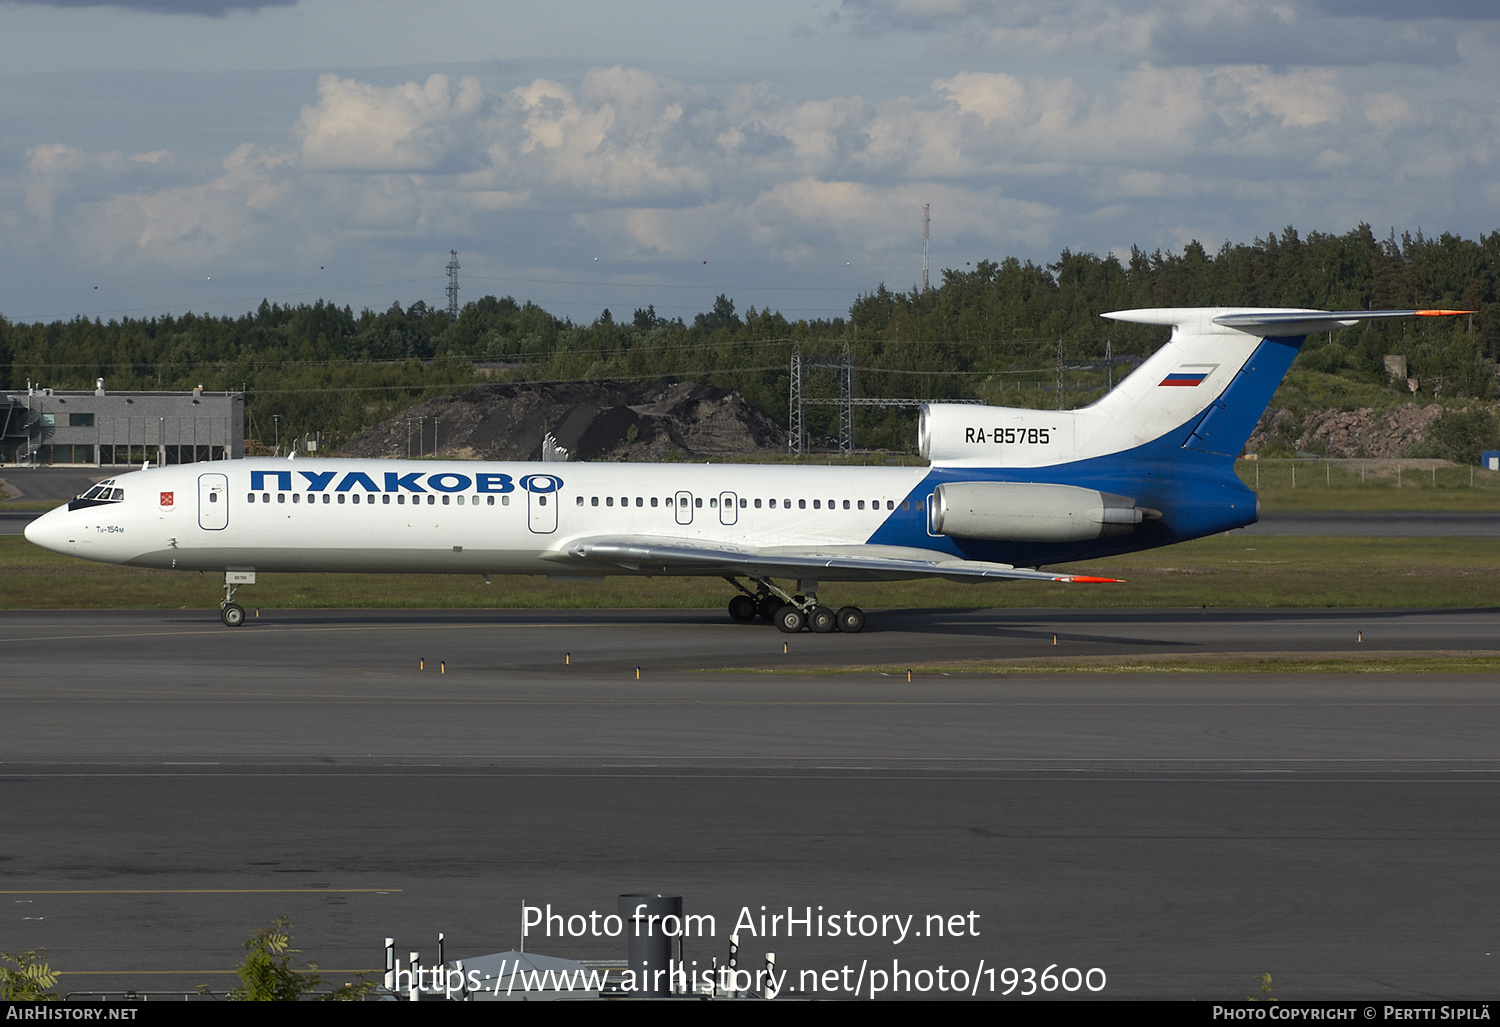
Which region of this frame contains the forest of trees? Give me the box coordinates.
[2,223,1497,454]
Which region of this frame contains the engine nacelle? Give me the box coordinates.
[918,403,1074,467]
[930,481,1155,542]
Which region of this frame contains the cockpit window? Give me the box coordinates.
[80,481,123,503]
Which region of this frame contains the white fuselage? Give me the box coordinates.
[29,459,937,578]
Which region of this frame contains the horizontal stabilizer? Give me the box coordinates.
[1210,309,1473,336]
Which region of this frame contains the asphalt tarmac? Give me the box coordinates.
[2,607,1498,1001]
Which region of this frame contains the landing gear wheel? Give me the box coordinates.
[836,606,866,634]
[775,605,806,633]
[758,596,783,622]
[728,595,758,622]
[220,603,246,627]
[807,606,836,633]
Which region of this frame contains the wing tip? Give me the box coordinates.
[1061,575,1125,584]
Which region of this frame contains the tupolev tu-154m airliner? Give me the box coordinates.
[24,307,1468,631]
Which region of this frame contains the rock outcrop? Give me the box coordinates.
[341,381,787,462]
[1246,404,1453,458]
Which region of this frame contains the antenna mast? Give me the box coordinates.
[446,250,460,318]
[922,204,930,292]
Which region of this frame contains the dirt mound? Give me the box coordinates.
[341,381,787,462]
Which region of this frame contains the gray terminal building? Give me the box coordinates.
[1,384,244,466]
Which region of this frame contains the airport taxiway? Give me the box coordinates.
[2,608,1498,1000]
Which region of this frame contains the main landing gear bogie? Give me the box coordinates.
[728,594,759,622]
[723,577,865,634]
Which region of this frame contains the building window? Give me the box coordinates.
[69,413,95,427]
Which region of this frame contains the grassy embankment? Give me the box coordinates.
[3,534,1496,612]
[1237,458,1500,511]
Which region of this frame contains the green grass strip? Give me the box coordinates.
[3,534,1499,611]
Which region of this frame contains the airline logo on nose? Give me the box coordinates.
[1159,363,1218,387]
[160,491,174,507]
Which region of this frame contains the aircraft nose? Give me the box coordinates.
[23,506,69,554]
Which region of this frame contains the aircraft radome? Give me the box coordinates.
[25,307,1469,632]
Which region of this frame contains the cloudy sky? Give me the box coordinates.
[1,0,1497,326]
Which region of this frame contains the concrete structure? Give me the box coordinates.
[1,385,243,466]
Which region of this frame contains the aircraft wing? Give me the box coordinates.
[548,537,1122,583]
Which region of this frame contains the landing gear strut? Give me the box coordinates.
[723,577,865,633]
[220,571,253,627]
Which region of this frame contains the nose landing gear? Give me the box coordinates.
[220,571,254,627]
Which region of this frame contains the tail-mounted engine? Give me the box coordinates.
[929,481,1161,543]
